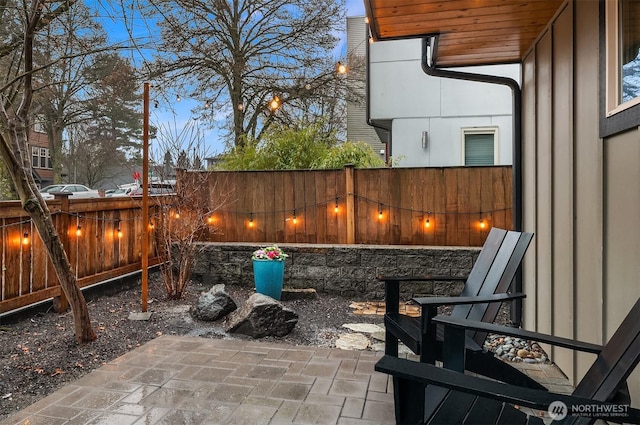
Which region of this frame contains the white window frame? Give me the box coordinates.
[32,146,39,167]
[605,0,640,117]
[31,147,52,169]
[460,127,499,166]
[39,148,47,168]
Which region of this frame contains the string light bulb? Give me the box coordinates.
[76,224,82,237]
[22,231,29,246]
[237,102,244,111]
[249,213,254,228]
[378,204,383,220]
[207,216,214,224]
[148,222,155,231]
[269,96,280,110]
[176,94,181,102]
[204,100,210,108]
[334,198,339,214]
[479,219,486,229]
[116,220,122,239]
[424,213,431,228]
[336,61,347,74]
[292,209,297,225]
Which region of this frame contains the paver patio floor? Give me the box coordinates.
[0,336,573,425]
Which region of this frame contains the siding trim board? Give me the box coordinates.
[599,0,640,137]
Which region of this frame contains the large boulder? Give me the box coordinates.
[225,293,298,338]
[190,284,237,321]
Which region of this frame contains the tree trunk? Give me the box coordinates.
[0,124,96,344]
[0,0,95,343]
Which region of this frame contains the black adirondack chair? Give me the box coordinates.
[375,298,640,424]
[380,227,542,389]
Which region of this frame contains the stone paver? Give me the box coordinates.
[0,335,573,425]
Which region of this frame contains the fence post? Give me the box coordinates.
[52,193,70,313]
[345,164,355,244]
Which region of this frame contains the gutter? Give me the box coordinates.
[421,36,524,325]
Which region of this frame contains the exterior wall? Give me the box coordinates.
[346,17,386,156]
[191,243,480,299]
[368,36,519,167]
[521,0,639,403]
[28,129,53,187]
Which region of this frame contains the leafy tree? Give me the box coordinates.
[63,121,130,187]
[216,124,385,170]
[144,0,359,148]
[61,53,143,187]
[32,2,108,183]
[82,53,143,158]
[0,0,96,344]
[313,141,386,169]
[176,150,190,170]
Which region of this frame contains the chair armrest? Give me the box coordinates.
[434,315,602,354]
[374,355,639,423]
[413,292,526,308]
[378,275,468,282]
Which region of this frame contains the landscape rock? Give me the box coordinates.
[190,284,237,321]
[342,323,385,334]
[335,333,370,350]
[225,293,298,338]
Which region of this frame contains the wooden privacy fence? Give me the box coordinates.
[190,165,512,247]
[1,166,511,315]
[0,195,161,315]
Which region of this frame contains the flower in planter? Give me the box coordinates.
[252,245,288,261]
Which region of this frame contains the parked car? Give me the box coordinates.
[107,185,139,198]
[129,181,176,196]
[39,184,100,200]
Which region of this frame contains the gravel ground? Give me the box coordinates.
[0,274,381,421]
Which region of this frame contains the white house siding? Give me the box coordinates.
[521,0,639,404]
[368,37,519,167]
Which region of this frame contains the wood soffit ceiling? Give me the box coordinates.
[364,0,566,67]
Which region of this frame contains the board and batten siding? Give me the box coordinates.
[521,0,639,404]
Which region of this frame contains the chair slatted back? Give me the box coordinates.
[573,298,640,402]
[454,230,533,327]
[457,227,508,300]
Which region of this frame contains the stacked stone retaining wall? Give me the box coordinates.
[191,243,481,299]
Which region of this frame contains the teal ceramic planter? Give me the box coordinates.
[252,259,285,300]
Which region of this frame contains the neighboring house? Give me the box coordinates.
[30,118,53,188]
[348,16,518,167]
[346,17,387,160]
[365,0,640,404]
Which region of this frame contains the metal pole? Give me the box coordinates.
[141,82,150,312]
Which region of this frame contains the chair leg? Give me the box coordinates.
[393,376,426,424]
